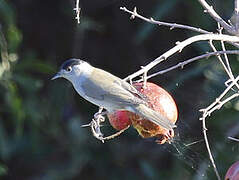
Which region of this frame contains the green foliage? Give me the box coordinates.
[0,0,238,180]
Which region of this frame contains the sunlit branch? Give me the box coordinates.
[228,136,239,142]
[144,50,239,81]
[124,34,239,82]
[74,0,81,24]
[120,7,212,34]
[198,0,235,35]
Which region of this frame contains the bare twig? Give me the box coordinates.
[197,31,239,180]
[217,24,233,77]
[199,75,239,180]
[120,7,212,34]
[228,136,239,142]
[234,0,239,32]
[124,34,239,82]
[203,92,239,117]
[201,113,221,180]
[143,50,239,81]
[235,0,239,13]
[209,40,232,78]
[208,40,239,93]
[74,0,81,24]
[200,76,239,117]
[198,0,235,35]
[121,2,239,180]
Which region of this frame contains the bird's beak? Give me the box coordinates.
[51,72,62,80]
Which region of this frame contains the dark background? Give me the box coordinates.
[0,0,238,179]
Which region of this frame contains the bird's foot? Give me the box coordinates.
[94,112,105,123]
[156,129,174,144]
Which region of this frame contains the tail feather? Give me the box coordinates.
[132,104,176,130]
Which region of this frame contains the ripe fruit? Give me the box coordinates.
[107,82,178,144]
[225,161,239,180]
[107,111,132,130]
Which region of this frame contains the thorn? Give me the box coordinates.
[129,78,133,85]
[161,56,166,61]
[179,62,184,69]
[170,26,174,30]
[81,123,91,128]
[228,19,233,26]
[199,109,205,112]
[120,7,126,11]
[130,7,137,19]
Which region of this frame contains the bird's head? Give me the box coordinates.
[51,58,92,82]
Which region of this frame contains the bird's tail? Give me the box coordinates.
[132,104,176,130]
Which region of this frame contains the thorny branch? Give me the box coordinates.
[199,79,239,180]
[80,2,239,178]
[120,3,239,180]
[217,24,233,77]
[143,50,239,81]
[197,21,239,180]
[228,136,239,142]
[120,6,239,49]
[197,0,235,35]
[120,7,212,34]
[233,0,239,32]
[124,34,239,82]
[235,0,239,13]
[74,0,81,24]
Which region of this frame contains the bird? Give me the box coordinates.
[51,58,176,130]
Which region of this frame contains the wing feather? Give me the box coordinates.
[80,68,145,106]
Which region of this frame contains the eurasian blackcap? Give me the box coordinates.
[51,59,176,130]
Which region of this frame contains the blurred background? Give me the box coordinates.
[0,0,239,179]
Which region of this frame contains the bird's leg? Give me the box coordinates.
[81,118,104,142]
[83,107,129,143]
[80,107,106,127]
[93,107,108,123]
[80,107,108,143]
[156,129,175,144]
[164,129,175,143]
[90,107,109,142]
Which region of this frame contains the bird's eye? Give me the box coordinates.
[66,67,72,72]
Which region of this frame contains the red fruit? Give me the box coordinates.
[129,82,178,144]
[107,82,178,144]
[225,161,239,180]
[107,111,132,130]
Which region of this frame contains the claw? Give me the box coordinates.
[156,129,175,144]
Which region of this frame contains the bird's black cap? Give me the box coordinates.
[60,59,85,70]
